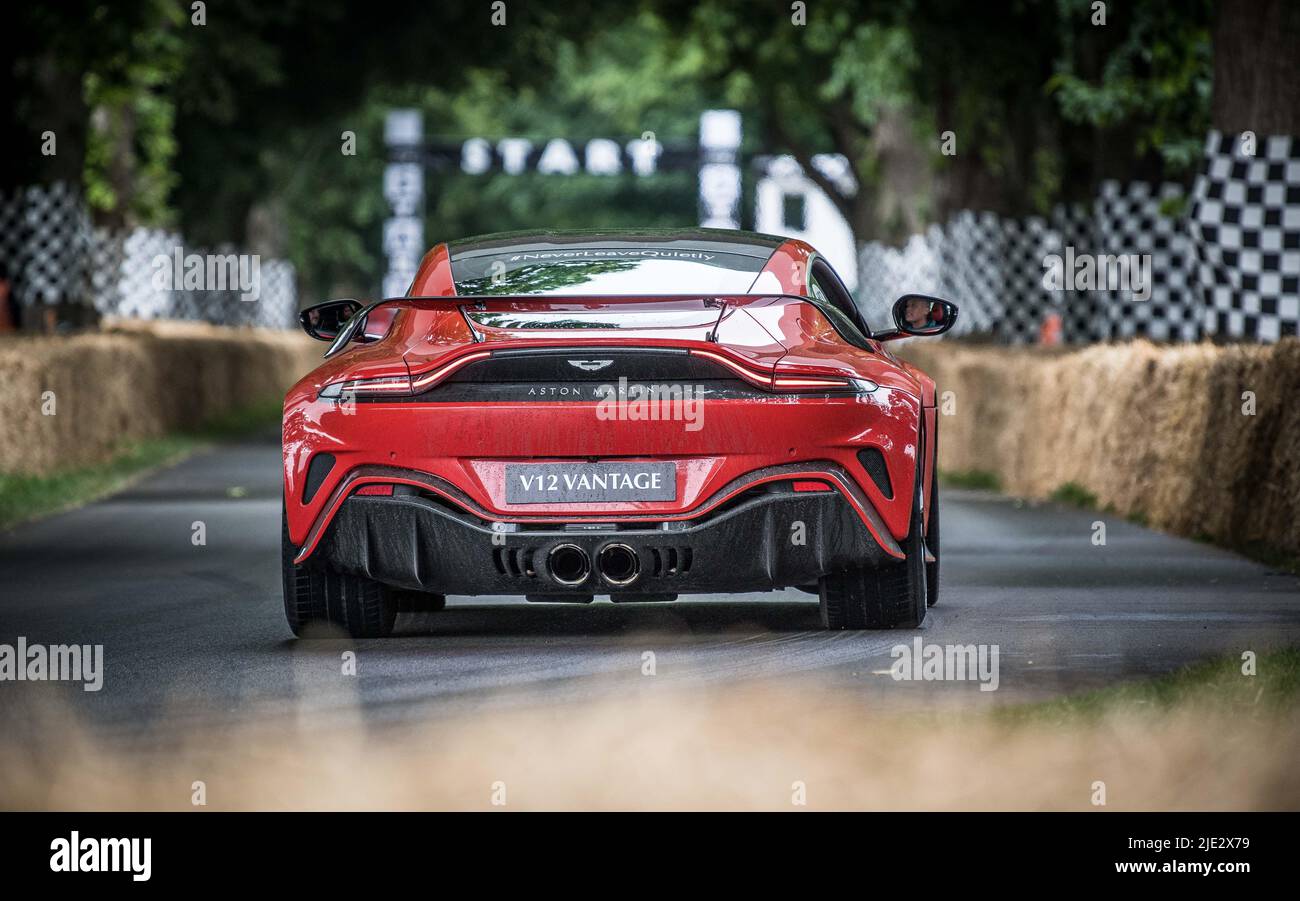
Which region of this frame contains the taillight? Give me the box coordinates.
[772,375,878,392]
[687,349,876,393]
[318,350,492,400]
[318,374,412,399]
[410,350,491,391]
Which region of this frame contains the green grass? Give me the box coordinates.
[940,469,1002,491]
[1197,534,1300,576]
[995,647,1300,725]
[185,398,283,441]
[0,399,283,531]
[1050,481,1299,574]
[1048,481,1098,508]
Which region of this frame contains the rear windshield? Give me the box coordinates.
[452,247,767,296]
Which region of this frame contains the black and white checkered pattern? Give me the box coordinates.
[0,182,93,308]
[860,184,1207,345]
[857,228,943,330]
[1094,180,1201,343]
[1189,131,1300,341]
[860,210,1071,344]
[999,216,1054,342]
[938,212,1005,335]
[1049,203,1104,343]
[0,183,298,329]
[855,130,1300,345]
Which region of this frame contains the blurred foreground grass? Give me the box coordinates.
[997,647,1300,725]
[2,646,1296,811]
[0,399,282,530]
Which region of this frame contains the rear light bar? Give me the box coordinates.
[688,349,876,393]
[320,348,876,399]
[318,351,492,400]
[410,350,491,391]
[318,375,412,398]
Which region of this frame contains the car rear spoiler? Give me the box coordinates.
[328,294,772,358]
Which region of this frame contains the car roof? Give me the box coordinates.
[446,228,789,261]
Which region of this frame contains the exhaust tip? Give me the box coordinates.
[597,543,641,587]
[547,543,590,587]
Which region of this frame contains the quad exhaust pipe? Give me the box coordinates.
[597,543,640,587]
[547,544,590,586]
[546,542,642,588]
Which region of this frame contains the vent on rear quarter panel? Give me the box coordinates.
[302,453,336,504]
[857,448,893,499]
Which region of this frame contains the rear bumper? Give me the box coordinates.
[312,481,897,596]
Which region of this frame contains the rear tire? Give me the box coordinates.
[394,590,447,613]
[282,504,397,638]
[819,443,928,630]
[926,476,940,607]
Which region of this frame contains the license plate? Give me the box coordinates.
[505,462,677,504]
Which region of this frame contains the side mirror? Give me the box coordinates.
[299,299,363,342]
[889,294,958,337]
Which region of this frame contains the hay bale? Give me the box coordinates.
[901,338,1300,556]
[0,323,319,475]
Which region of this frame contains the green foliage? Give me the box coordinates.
[682,0,917,204]
[81,4,185,225]
[1050,481,1099,508]
[941,470,1002,491]
[243,10,722,299]
[810,17,917,129]
[11,0,1225,292]
[1158,193,1190,219]
[1048,0,1213,173]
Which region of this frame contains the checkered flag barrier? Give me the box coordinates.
[0,182,298,329]
[1189,132,1300,342]
[0,182,93,309]
[1095,181,1201,342]
[857,229,943,330]
[856,131,1299,344]
[858,186,1201,345]
[939,212,1006,336]
[1050,203,1105,343]
[860,211,1070,343]
[96,231,299,328]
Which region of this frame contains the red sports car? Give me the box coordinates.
[282,230,956,637]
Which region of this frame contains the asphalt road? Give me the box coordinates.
[2,432,1299,734]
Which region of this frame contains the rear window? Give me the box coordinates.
[452,247,767,296]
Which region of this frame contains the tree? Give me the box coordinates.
[666,0,1072,240]
[269,9,714,299]
[3,1,177,196]
[1211,0,1300,136]
[1048,0,1214,188]
[662,0,918,244]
